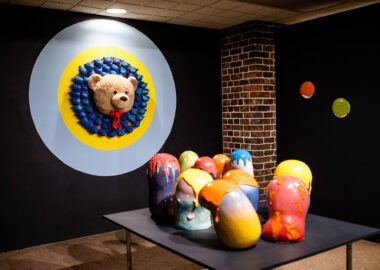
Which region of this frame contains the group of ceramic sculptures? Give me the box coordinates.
[147,149,312,249]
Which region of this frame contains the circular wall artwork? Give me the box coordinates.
[332,98,351,118]
[300,81,315,99]
[29,20,176,176]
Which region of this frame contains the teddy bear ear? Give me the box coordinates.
[129,76,138,91]
[88,74,102,90]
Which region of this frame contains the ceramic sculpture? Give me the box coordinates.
[222,169,260,211]
[179,151,199,173]
[230,149,254,177]
[274,159,312,209]
[147,153,180,221]
[173,168,213,230]
[194,156,218,179]
[262,176,309,243]
[212,154,231,179]
[199,180,261,249]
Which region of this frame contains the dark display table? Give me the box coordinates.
[104,208,379,270]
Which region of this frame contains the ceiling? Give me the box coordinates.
[3,0,380,29]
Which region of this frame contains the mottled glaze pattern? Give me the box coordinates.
[147,153,180,221]
[173,169,213,230]
[262,176,309,243]
[199,180,261,249]
[230,149,254,177]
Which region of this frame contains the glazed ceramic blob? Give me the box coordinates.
[332,98,351,118]
[262,176,309,243]
[300,81,315,99]
[199,180,261,249]
[179,151,199,172]
[147,153,181,221]
[230,149,254,177]
[213,154,231,179]
[274,160,312,194]
[222,169,260,211]
[194,156,218,179]
[173,168,213,230]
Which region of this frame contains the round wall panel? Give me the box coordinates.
[29,19,176,176]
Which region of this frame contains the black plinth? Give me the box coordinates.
[104,208,379,270]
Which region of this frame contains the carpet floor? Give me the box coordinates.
[0,230,379,270]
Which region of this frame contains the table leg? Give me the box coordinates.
[126,230,132,270]
[346,243,352,270]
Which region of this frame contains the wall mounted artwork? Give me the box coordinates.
[332,97,351,118]
[29,19,176,176]
[300,81,315,99]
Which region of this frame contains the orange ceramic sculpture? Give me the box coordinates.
[262,176,309,243]
[212,154,231,178]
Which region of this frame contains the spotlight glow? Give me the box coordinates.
[106,9,127,15]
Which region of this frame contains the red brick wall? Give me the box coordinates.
[221,21,281,201]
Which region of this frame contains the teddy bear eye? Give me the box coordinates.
[113,90,117,94]
[125,91,128,94]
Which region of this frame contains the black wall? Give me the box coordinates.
[0,4,222,252]
[276,5,380,241]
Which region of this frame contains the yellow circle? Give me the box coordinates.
[273,160,313,194]
[58,46,156,150]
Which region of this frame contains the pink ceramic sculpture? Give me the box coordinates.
[262,176,309,243]
[194,156,218,179]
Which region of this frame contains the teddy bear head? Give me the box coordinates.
[88,74,138,115]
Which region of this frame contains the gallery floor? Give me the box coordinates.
[0,230,379,270]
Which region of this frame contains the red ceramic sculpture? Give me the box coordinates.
[194,156,218,180]
[262,176,309,243]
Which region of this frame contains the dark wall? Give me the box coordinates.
[0,4,222,252]
[276,5,380,241]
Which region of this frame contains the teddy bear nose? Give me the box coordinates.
[120,96,128,102]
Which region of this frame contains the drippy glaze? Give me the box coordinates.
[213,154,231,178]
[230,149,252,166]
[148,153,180,178]
[194,156,218,179]
[198,180,240,223]
[174,168,213,207]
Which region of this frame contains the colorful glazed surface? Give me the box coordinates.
[148,153,181,178]
[179,151,199,172]
[198,180,239,223]
[223,169,260,211]
[300,81,315,99]
[194,156,218,179]
[223,169,259,187]
[273,159,312,194]
[173,170,213,230]
[200,183,261,249]
[262,176,309,243]
[174,169,213,207]
[230,149,254,177]
[212,154,231,178]
[147,153,180,220]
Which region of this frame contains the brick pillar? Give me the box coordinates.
[221,21,281,201]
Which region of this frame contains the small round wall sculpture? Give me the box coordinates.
[332,97,351,118]
[300,81,315,99]
[199,180,261,249]
[194,156,218,180]
[147,153,180,221]
[213,154,231,179]
[70,57,150,137]
[262,176,309,243]
[222,169,260,211]
[173,168,213,230]
[230,149,254,177]
[179,151,199,173]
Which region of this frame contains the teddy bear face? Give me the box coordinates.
[88,74,138,115]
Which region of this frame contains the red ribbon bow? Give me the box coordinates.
[110,111,125,130]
